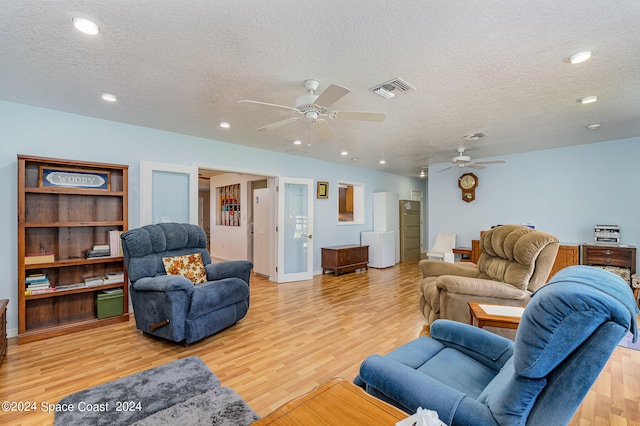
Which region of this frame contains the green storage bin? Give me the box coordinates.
[96,290,124,319]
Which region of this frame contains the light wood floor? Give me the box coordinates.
[1,260,639,425]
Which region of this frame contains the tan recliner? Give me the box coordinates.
[419,225,560,335]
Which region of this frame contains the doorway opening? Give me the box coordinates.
[198,168,276,280]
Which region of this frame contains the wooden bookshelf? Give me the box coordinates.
[17,155,129,344]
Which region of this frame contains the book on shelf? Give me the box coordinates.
[103,271,124,284]
[26,273,49,284]
[93,244,110,251]
[24,252,55,265]
[83,276,104,287]
[101,288,124,295]
[85,249,111,259]
[26,282,51,290]
[25,287,56,295]
[109,230,123,257]
[55,282,86,291]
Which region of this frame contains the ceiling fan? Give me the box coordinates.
[438,147,506,172]
[238,79,386,139]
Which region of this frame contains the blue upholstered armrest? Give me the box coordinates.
[205,260,253,285]
[431,320,513,371]
[359,355,496,426]
[132,275,194,293]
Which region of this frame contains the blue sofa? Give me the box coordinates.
[355,266,639,425]
[121,223,252,344]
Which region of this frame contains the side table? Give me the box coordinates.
[452,247,472,262]
[468,302,523,330]
[253,378,407,425]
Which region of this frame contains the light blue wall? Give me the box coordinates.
[428,137,640,266]
[0,100,425,334]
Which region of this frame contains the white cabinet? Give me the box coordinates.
[361,231,395,268]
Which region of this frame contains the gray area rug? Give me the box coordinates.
[54,356,259,426]
[132,388,258,426]
[618,331,640,351]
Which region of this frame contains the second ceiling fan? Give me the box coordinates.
[239,79,386,139]
[438,147,506,172]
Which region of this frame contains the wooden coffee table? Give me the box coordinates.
[253,378,407,425]
[468,302,523,330]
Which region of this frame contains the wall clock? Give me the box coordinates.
[458,173,478,202]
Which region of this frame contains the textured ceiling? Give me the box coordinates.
[1,1,639,177]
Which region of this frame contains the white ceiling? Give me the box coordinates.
[1,1,639,177]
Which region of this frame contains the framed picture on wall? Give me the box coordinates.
[317,181,328,199]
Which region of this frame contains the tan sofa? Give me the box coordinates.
[419,225,559,335]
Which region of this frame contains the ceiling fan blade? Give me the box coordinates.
[256,117,298,131]
[467,164,487,170]
[311,120,335,138]
[238,100,301,114]
[438,165,454,172]
[314,84,350,109]
[333,111,386,122]
[474,160,506,165]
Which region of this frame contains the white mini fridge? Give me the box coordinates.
[361,231,396,268]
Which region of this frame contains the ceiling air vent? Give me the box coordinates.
[462,133,486,141]
[370,78,415,99]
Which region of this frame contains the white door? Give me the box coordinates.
[277,177,314,282]
[253,187,271,277]
[140,161,198,225]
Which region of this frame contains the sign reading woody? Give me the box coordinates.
[39,166,111,190]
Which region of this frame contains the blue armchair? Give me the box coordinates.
[355,266,639,425]
[121,223,252,345]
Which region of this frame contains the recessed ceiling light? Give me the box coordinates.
[379,160,386,164]
[351,157,359,162]
[72,17,100,35]
[341,151,348,156]
[219,121,230,128]
[419,170,426,178]
[577,96,598,104]
[587,123,601,130]
[293,139,302,145]
[100,92,117,102]
[568,51,593,64]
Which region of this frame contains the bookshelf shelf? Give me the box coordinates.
[25,187,125,197]
[17,155,129,344]
[25,282,125,300]
[24,221,125,228]
[24,256,125,270]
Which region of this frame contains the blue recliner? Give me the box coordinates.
[121,223,252,345]
[355,266,639,425]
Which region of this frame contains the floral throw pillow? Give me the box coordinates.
[162,253,207,284]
